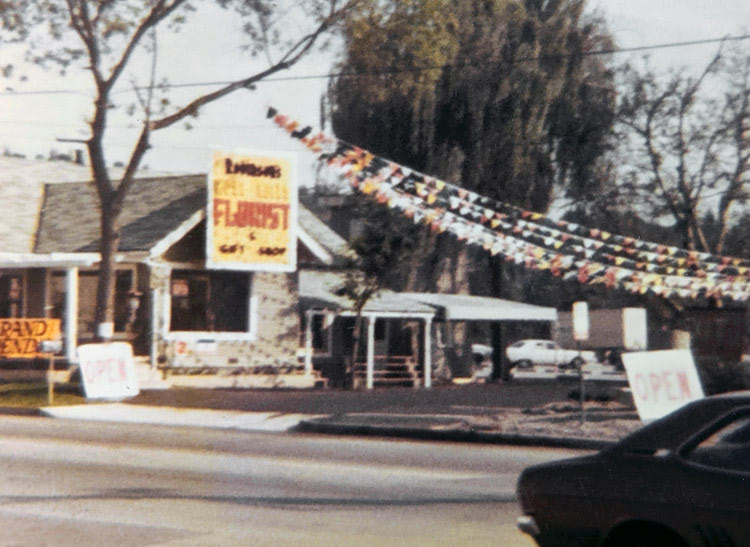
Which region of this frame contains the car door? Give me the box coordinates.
[673,408,750,546]
[539,341,557,366]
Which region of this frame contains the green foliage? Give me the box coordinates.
[340,198,419,311]
[330,0,617,212]
[328,0,618,302]
[695,357,750,395]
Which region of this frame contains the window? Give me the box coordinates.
[170,270,250,332]
[0,274,23,318]
[684,411,750,473]
[301,312,333,355]
[51,269,134,336]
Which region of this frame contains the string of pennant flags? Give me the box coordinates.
[267,107,750,303]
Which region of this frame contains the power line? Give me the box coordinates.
[2,33,749,97]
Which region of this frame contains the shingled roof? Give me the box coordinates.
[0,155,173,254]
[35,175,205,253]
[34,174,353,264]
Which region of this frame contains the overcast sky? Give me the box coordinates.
[1,1,748,177]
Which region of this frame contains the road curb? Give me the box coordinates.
[295,418,615,450]
[0,406,43,417]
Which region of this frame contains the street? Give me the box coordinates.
[0,416,585,546]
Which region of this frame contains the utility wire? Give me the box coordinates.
[2,33,749,97]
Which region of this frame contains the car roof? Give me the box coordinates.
[611,392,750,453]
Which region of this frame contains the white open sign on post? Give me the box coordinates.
[77,342,140,400]
[622,349,704,422]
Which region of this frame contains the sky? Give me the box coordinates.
[1,1,749,179]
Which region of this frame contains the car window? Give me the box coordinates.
[545,343,555,350]
[511,341,525,348]
[683,413,750,473]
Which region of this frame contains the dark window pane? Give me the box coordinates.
[170,270,249,332]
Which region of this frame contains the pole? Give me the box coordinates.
[47,353,55,405]
[578,341,585,424]
[423,317,432,389]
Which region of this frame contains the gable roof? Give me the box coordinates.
[34,174,353,264]
[0,156,103,254]
[0,155,172,254]
[297,206,355,266]
[35,175,206,253]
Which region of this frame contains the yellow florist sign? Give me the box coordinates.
[208,150,298,271]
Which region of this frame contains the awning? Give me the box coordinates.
[299,270,435,317]
[0,252,100,268]
[399,292,557,322]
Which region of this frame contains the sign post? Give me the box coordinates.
[572,302,590,424]
[39,339,63,405]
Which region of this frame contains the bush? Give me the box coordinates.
[695,357,750,395]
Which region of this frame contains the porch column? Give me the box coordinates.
[64,267,78,363]
[423,316,432,389]
[304,310,314,375]
[366,316,375,390]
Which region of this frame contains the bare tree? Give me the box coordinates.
[617,43,750,253]
[2,0,359,336]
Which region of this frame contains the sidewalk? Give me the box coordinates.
[37,382,641,449]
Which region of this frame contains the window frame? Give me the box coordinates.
[678,406,750,475]
[0,270,26,318]
[50,266,137,338]
[303,311,333,357]
[164,269,257,342]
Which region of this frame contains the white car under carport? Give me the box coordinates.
[506,339,596,369]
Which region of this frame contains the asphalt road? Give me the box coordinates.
[0,415,586,546]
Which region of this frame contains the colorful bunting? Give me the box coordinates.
[267,107,750,303]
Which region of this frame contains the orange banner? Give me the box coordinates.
[208,150,298,271]
[0,318,61,358]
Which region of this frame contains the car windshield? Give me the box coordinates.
[610,396,750,455]
[510,341,525,348]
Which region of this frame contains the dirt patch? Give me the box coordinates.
[464,401,643,441]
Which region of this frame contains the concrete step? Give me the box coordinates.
[133,358,171,390]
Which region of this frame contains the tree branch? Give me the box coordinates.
[104,0,185,94]
[150,0,359,131]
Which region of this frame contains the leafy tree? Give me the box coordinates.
[326,1,617,380]
[1,0,359,337]
[303,184,417,386]
[616,43,750,253]
[329,0,616,211]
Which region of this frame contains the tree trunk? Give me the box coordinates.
[94,199,121,340]
[490,255,507,381]
[348,312,364,389]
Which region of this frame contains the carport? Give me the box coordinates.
[299,271,436,389]
[400,293,558,379]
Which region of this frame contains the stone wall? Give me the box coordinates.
[156,270,301,371]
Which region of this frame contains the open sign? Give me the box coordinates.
[77,342,140,400]
[622,350,704,421]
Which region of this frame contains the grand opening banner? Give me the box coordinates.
[208,150,298,271]
[0,318,61,358]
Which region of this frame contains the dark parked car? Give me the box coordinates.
[517,392,750,547]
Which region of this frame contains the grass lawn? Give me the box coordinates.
[0,382,85,407]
